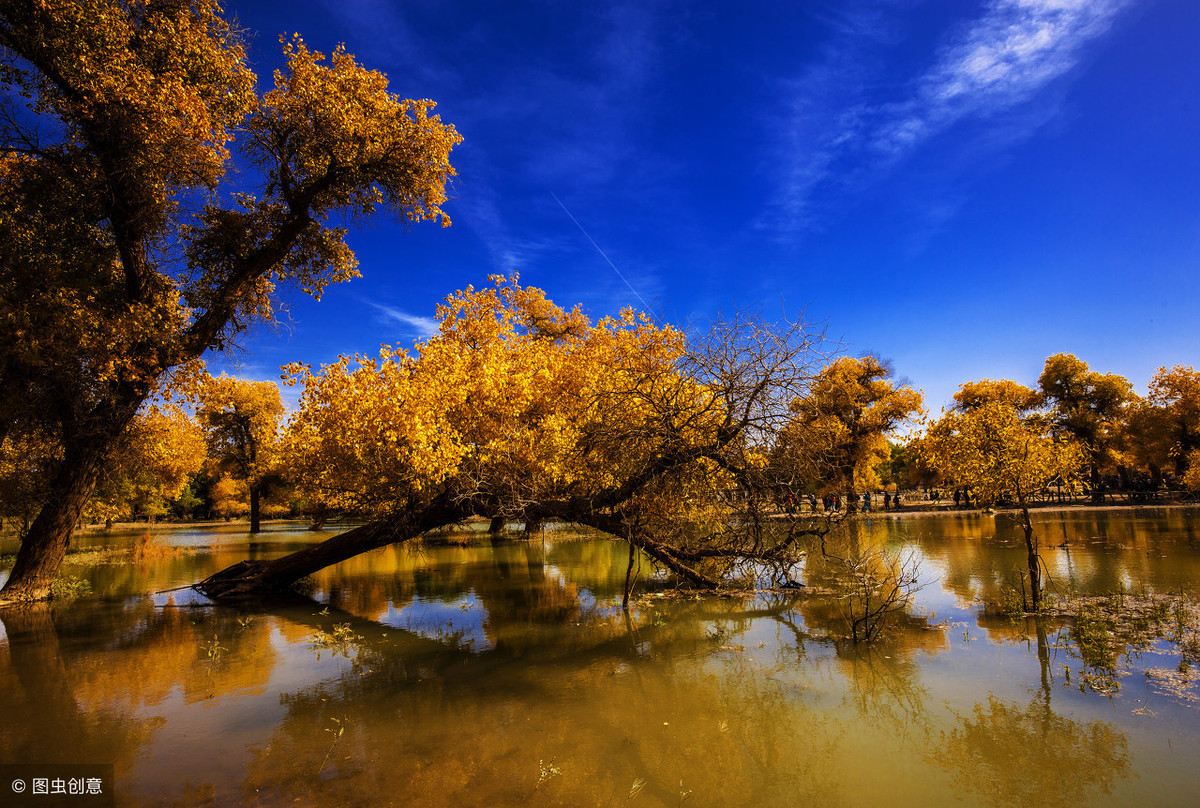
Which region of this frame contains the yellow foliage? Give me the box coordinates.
[210,474,250,519]
[0,1,462,594]
[196,374,285,484]
[777,356,923,501]
[953,379,1042,412]
[281,276,722,517]
[921,399,1088,507]
[90,404,207,518]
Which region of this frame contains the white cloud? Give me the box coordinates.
[454,185,566,274]
[876,0,1131,155]
[771,0,1131,235]
[362,300,440,339]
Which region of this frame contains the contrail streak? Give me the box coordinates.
[550,192,653,314]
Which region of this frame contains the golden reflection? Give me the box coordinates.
[836,650,933,744]
[935,692,1132,808]
[797,525,944,648]
[0,598,282,790]
[0,604,163,776]
[2,520,1192,807]
[844,507,1200,605]
[240,631,846,808]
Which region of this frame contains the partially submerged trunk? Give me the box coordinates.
[487,516,506,534]
[1019,495,1042,612]
[196,501,468,600]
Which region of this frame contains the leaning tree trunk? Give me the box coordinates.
[197,500,469,600]
[0,395,143,604]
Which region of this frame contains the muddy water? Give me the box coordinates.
[1,509,1198,807]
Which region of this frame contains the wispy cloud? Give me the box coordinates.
[876,0,1130,156]
[454,184,566,274]
[771,0,1131,236]
[361,300,440,339]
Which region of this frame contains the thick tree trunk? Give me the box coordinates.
[0,412,134,604]
[197,501,468,600]
[487,515,506,534]
[249,486,262,534]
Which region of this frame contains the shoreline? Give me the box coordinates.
[36,500,1200,536]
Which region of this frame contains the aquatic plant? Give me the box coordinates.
[308,622,364,659]
[534,758,561,790]
[50,575,92,601]
[317,716,347,777]
[201,635,227,665]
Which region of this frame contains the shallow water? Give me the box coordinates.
[1,509,1199,807]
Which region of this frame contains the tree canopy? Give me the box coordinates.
[775,356,923,512]
[1038,353,1132,500]
[196,374,285,533]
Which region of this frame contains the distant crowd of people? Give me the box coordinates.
[775,486,996,515]
[779,490,907,514]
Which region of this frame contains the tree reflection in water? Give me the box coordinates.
[937,693,1131,808]
[0,526,1175,807]
[241,598,847,808]
[935,622,1133,808]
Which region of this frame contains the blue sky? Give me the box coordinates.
[216,0,1200,411]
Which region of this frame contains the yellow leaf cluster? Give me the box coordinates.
[921,399,1088,506]
[777,355,923,497]
[280,277,727,516]
[194,373,285,491]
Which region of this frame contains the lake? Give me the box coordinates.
[1,507,1198,807]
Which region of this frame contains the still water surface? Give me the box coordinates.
[2,508,1199,807]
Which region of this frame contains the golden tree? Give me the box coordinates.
[952,378,1043,413]
[0,1,460,602]
[1182,450,1200,493]
[1037,354,1132,502]
[777,356,923,513]
[208,474,250,521]
[922,397,1087,610]
[1146,365,1200,479]
[90,404,207,524]
[0,428,56,534]
[196,375,285,533]
[2,402,204,529]
[200,278,832,599]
